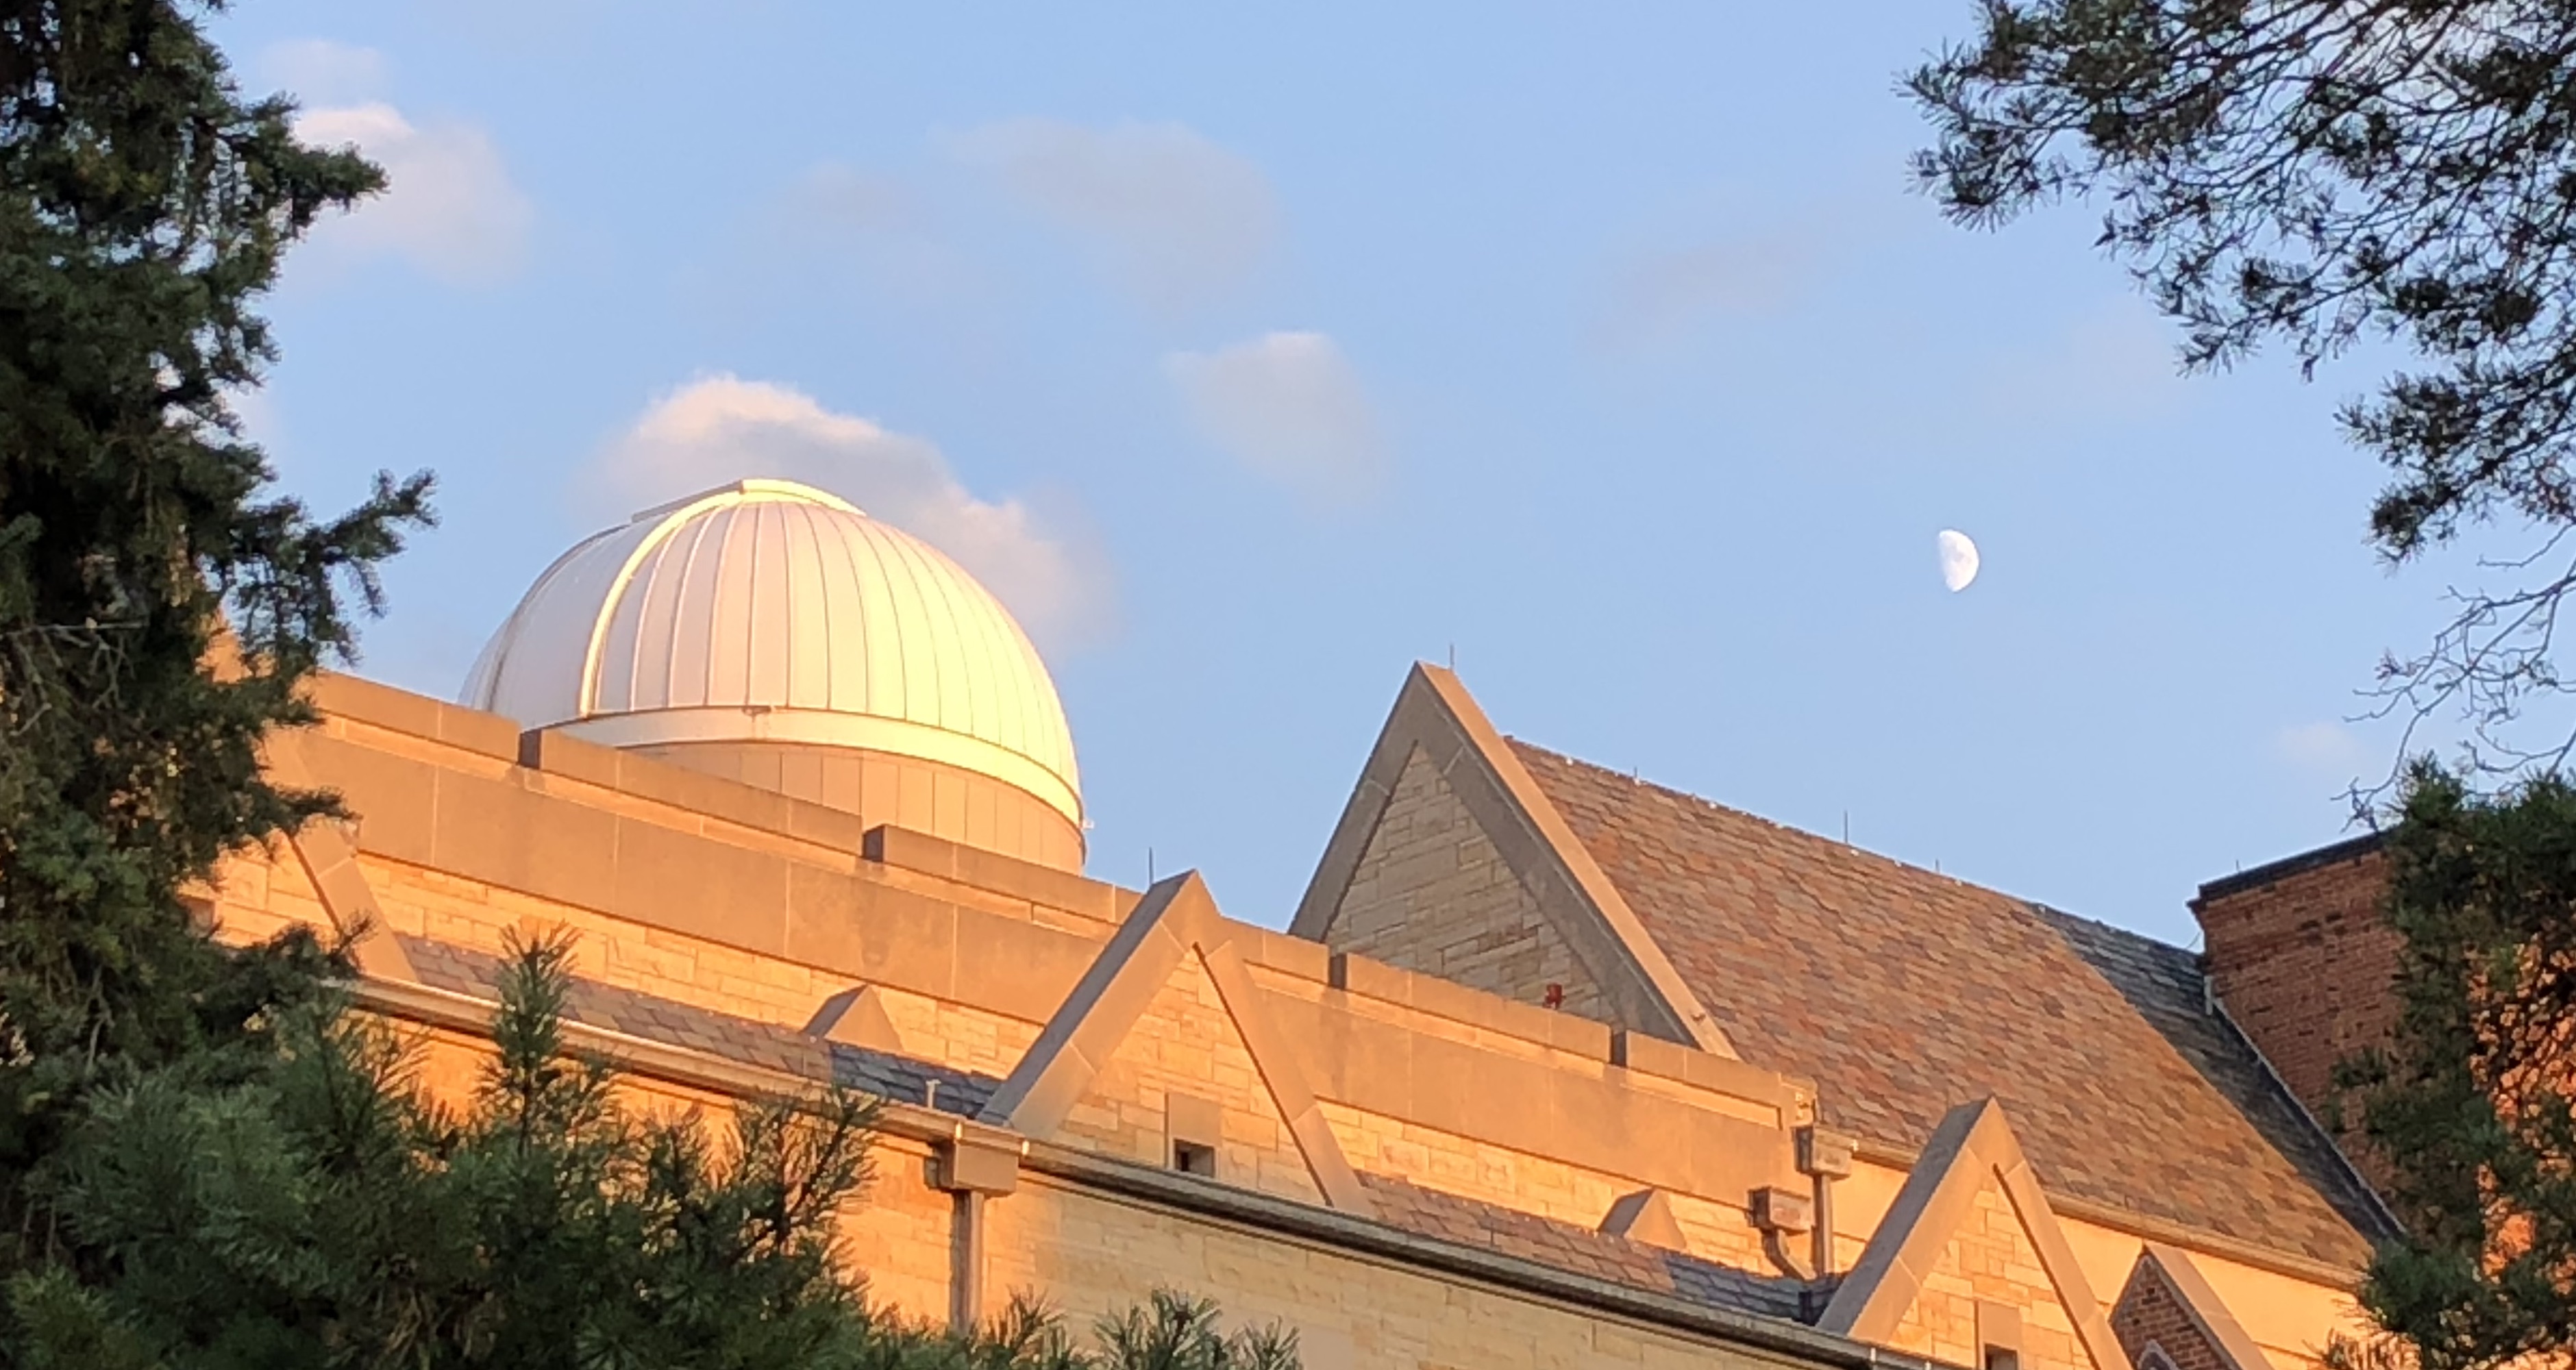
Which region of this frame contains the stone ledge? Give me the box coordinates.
[308,672,519,762]
[862,824,1132,923]
[1230,923,1332,983]
[1330,951,1613,1058]
[521,727,870,853]
[1614,1030,1811,1113]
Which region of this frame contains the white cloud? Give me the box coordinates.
[262,38,390,105]
[1594,232,1813,352]
[1165,332,1385,504]
[224,384,284,454]
[295,101,532,285]
[945,119,1277,313]
[2275,721,2373,780]
[590,375,1112,648]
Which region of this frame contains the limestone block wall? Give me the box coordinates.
[1324,746,1607,1021]
[1054,956,1326,1204]
[978,1176,1820,1370]
[1886,1182,2087,1370]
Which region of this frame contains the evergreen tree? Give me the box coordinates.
[0,0,432,1343]
[2333,764,2576,1370]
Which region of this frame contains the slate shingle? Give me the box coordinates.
[1357,1175,1807,1321]
[394,936,998,1117]
[1507,740,2388,1268]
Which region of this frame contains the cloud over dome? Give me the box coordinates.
[589,375,1112,649]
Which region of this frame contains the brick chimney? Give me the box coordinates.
[2190,834,2403,1162]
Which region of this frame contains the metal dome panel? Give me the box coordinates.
[461,479,1080,825]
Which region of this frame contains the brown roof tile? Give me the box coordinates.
[1507,740,2387,1268]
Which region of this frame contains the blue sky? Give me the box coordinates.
[212,1,2464,947]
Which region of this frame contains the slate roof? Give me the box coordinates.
[398,936,1000,1117]
[1507,741,2392,1269]
[1357,1175,1808,1323]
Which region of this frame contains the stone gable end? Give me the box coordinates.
[1889,1179,2096,1370]
[1327,745,1605,1020]
[1056,953,1326,1205]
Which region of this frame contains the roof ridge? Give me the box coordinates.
[2024,900,2202,964]
[1501,735,2035,906]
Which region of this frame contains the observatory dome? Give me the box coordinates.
[462,479,1082,870]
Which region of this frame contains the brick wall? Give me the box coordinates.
[1328,746,1605,1020]
[2190,838,2398,1161]
[2109,1260,2228,1370]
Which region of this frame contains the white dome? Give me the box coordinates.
[462,479,1080,827]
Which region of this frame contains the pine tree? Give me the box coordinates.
[2331,764,2576,1370]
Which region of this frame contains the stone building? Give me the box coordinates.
[210,478,2396,1369]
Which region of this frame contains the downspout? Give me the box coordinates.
[1798,1125,1857,1294]
[930,1122,1028,1336]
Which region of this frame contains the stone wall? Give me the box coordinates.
[1326,746,1606,1021]
[1887,1182,2088,1370]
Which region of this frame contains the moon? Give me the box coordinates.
[1937,530,1980,593]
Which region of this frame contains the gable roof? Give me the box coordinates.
[1820,1098,2129,1370]
[1505,739,2388,1269]
[978,872,1374,1216]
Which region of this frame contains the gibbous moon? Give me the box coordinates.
[1937,530,1980,593]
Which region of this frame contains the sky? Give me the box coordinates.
[208,1,2477,948]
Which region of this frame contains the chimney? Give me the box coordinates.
[2189,834,2402,1171]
